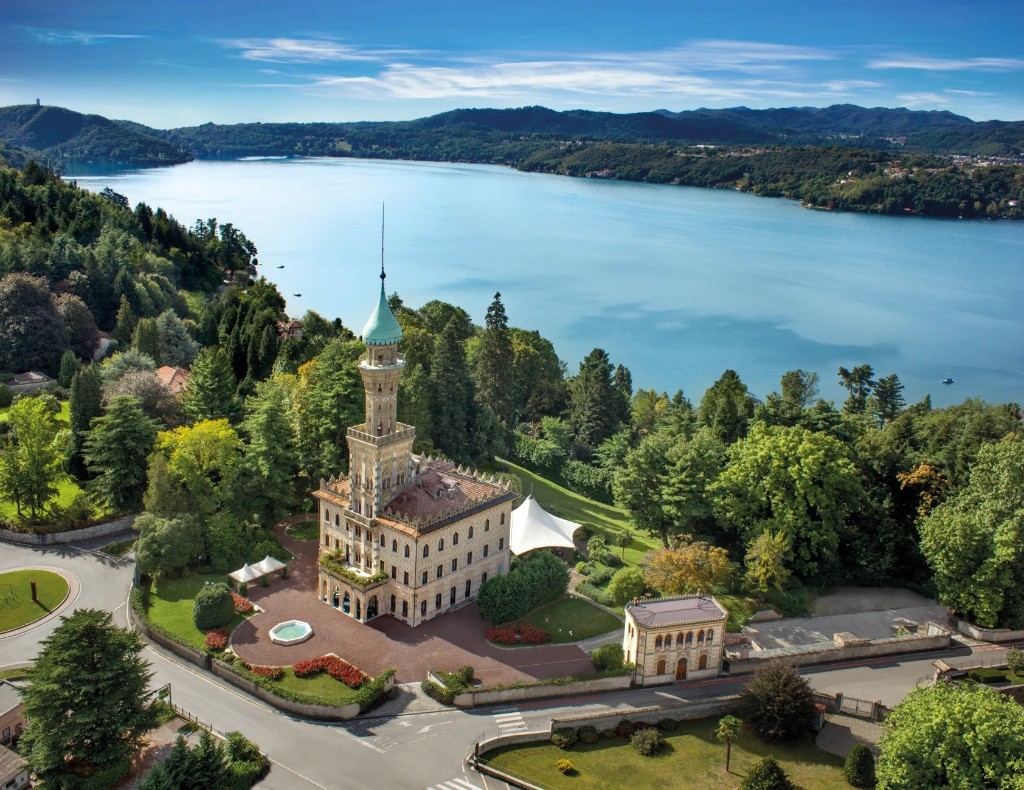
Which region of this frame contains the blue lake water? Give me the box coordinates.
[67,157,1024,407]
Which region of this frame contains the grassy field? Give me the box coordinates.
[518,596,622,645]
[145,574,245,650]
[485,718,847,790]
[270,667,363,706]
[0,569,69,631]
[285,519,319,541]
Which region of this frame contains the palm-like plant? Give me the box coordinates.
[715,714,743,772]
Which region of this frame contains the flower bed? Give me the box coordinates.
[232,591,254,614]
[487,622,552,645]
[292,655,367,689]
[205,628,229,651]
[244,663,284,681]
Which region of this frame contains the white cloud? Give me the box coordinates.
[24,27,147,45]
[221,37,418,64]
[868,54,1024,72]
[896,92,951,106]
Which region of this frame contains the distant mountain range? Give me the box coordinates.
[1,103,1023,169]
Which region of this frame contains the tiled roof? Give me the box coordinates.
[0,682,21,717]
[9,371,51,385]
[628,595,728,628]
[155,366,189,393]
[0,744,27,785]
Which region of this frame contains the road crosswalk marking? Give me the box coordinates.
[492,705,527,734]
[427,777,484,790]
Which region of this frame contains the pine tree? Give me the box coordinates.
[430,319,472,461]
[58,348,81,388]
[113,294,138,346]
[132,317,162,363]
[20,609,158,785]
[69,364,104,475]
[397,363,435,452]
[568,348,621,450]
[181,346,239,424]
[474,292,516,427]
[84,395,158,513]
[240,379,298,524]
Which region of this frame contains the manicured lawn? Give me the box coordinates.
[0,569,69,631]
[270,668,363,706]
[485,718,847,790]
[492,459,661,567]
[519,596,622,645]
[285,519,319,541]
[0,666,31,681]
[145,574,245,650]
[0,476,93,521]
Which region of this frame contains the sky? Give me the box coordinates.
[2,1,1022,128]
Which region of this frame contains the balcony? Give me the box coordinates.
[359,353,405,371]
[347,423,415,448]
[319,552,388,589]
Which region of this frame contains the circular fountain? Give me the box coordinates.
[268,620,313,646]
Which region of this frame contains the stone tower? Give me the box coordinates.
[346,270,416,519]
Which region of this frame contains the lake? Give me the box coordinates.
[66,157,1024,407]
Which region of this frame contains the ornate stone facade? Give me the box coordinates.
[313,273,516,626]
[623,595,728,686]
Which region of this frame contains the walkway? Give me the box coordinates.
[230,519,595,684]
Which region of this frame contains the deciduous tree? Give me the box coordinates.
[0,396,67,518]
[738,662,814,743]
[744,530,792,598]
[644,538,732,595]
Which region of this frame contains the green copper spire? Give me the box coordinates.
[361,258,403,347]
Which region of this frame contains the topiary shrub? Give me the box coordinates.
[578,725,600,744]
[591,643,625,672]
[193,582,235,631]
[844,743,876,788]
[1006,648,1024,675]
[556,758,576,775]
[630,727,664,756]
[551,728,578,749]
[740,756,795,790]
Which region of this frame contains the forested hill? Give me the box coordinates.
[0,105,191,166]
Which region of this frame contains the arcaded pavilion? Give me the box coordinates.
[314,270,517,626]
[623,594,728,686]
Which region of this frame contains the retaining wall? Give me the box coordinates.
[129,606,210,670]
[726,625,951,674]
[440,673,631,707]
[548,694,741,734]
[0,515,137,546]
[956,619,1024,643]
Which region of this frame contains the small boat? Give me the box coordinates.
[277,265,285,269]
[293,293,302,297]
[941,377,954,385]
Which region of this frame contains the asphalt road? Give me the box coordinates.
[2,541,1020,790]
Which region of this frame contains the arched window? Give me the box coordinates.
[697,630,705,644]
[392,539,397,552]
[698,654,708,670]
[468,526,474,539]
[706,630,714,644]
[685,632,693,646]
[485,519,490,531]
[677,632,685,645]
[380,534,386,547]
[435,593,442,609]
[438,538,444,551]
[655,636,663,649]
[420,600,427,616]
[404,544,410,558]
[664,634,673,648]
[453,532,459,546]
[324,509,329,521]
[402,600,408,617]
[335,514,340,526]
[422,545,429,558]
[500,513,505,525]
[656,658,666,675]
[498,537,504,551]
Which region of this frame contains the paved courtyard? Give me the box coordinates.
[230,521,596,684]
[743,587,949,650]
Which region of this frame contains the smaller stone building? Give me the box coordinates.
[0,681,24,749]
[623,595,728,686]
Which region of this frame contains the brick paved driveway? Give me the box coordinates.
[230,519,596,684]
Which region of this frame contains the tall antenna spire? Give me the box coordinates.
[380,202,386,286]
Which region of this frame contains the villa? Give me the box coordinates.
[314,270,516,626]
[624,595,727,686]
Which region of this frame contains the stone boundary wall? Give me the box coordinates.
[470,731,551,790]
[0,514,136,546]
[548,694,741,734]
[956,618,1024,643]
[129,606,211,670]
[726,624,951,674]
[430,670,631,707]
[210,660,365,720]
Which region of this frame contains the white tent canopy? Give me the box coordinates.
[228,563,261,584]
[228,556,286,584]
[510,495,581,555]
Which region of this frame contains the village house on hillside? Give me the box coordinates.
[155,365,189,394]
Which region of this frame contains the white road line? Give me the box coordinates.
[492,713,522,721]
[449,778,484,790]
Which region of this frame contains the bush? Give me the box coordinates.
[421,679,454,705]
[577,725,600,744]
[192,582,235,631]
[844,743,876,788]
[456,665,475,685]
[587,566,614,586]
[575,582,613,607]
[601,728,617,739]
[556,758,576,775]
[0,384,12,408]
[1007,648,1024,675]
[738,662,815,742]
[486,623,551,645]
[575,561,591,575]
[968,667,1006,684]
[740,756,795,790]
[244,663,284,681]
[238,582,248,596]
[551,728,578,749]
[602,552,622,567]
[591,643,625,672]
[614,719,636,738]
[477,550,569,624]
[607,566,647,605]
[229,759,268,790]
[630,727,664,756]
[204,628,229,651]
[656,718,678,733]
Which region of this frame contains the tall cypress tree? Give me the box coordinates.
[473,292,516,427]
[84,395,158,513]
[430,319,472,461]
[69,364,104,476]
[568,348,620,450]
[240,379,298,524]
[132,317,161,363]
[181,347,239,424]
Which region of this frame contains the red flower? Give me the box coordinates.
[245,663,284,681]
[204,628,228,651]
[485,623,551,645]
[231,591,254,614]
[290,655,368,689]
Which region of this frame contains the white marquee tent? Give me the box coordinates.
[229,555,287,585]
[510,495,581,556]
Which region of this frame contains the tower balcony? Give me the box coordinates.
[347,422,416,448]
[359,352,405,371]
